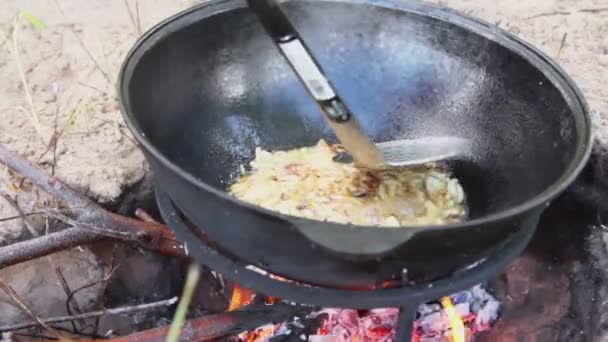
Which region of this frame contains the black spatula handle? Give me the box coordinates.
[246,0,350,122]
[245,0,298,42]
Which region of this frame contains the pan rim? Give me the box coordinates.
[117,0,594,233]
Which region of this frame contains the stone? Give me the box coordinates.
[0,247,106,326]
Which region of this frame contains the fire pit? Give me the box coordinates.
[117,0,592,341]
[155,187,535,341]
[153,185,588,341]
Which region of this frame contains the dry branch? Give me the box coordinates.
[0,227,100,267]
[0,145,95,213]
[0,144,186,268]
[81,304,312,342]
[0,297,178,332]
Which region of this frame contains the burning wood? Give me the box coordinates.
[59,303,312,342]
[229,284,256,312]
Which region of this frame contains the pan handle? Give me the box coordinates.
[291,220,418,258]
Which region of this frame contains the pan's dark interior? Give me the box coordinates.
[127,1,581,220]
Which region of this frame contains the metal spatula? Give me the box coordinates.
[246,0,470,168]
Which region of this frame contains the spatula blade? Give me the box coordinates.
[377,136,471,167]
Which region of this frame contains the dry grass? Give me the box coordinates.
[0,12,47,142]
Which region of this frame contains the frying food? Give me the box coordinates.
[229,140,466,227]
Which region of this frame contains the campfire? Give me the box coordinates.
[228,283,499,341]
[0,0,604,341]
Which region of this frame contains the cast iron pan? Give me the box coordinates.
[118,0,592,287]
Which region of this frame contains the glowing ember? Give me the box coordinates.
[230,284,500,341]
[246,325,277,342]
[311,308,398,341]
[440,297,466,342]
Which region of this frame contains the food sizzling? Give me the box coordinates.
[229,140,466,227]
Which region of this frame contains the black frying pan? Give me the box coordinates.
[118,0,592,287]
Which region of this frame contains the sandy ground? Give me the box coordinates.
[0,0,198,242]
[0,0,606,333]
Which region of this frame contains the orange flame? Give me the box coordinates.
[228,284,256,311]
[441,296,466,342]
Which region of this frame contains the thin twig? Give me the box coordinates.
[102,245,119,301]
[0,297,178,332]
[66,264,119,317]
[0,279,62,338]
[123,0,137,32]
[579,7,608,13]
[71,31,112,86]
[556,32,568,60]
[55,268,85,332]
[48,210,133,240]
[33,98,81,169]
[0,211,45,223]
[123,0,142,37]
[524,8,608,20]
[95,244,119,334]
[524,11,571,20]
[51,101,60,176]
[0,193,38,237]
[76,82,107,95]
